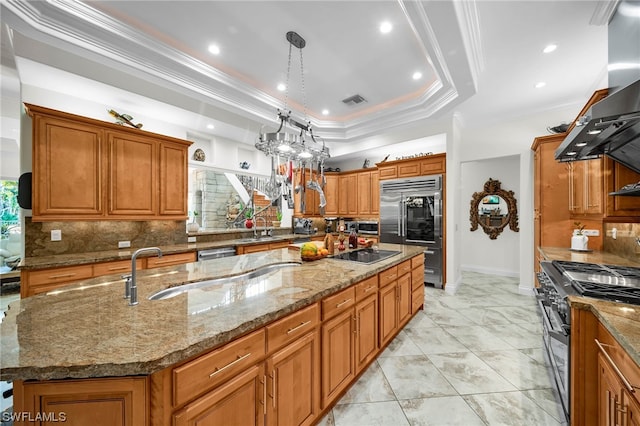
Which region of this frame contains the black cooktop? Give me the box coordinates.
[552,260,640,305]
[332,248,400,264]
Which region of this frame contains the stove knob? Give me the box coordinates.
[557,302,568,317]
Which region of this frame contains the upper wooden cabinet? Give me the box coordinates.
[26,103,192,221]
[376,154,446,181]
[568,158,604,216]
[356,170,379,217]
[323,174,339,216]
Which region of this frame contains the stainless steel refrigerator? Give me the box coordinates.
[379,174,443,288]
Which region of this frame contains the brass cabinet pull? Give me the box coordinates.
[108,266,128,271]
[208,353,251,378]
[336,298,352,308]
[287,320,311,335]
[352,315,357,335]
[363,286,375,293]
[595,339,637,393]
[271,370,277,408]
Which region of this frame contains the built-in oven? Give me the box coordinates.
[357,220,379,235]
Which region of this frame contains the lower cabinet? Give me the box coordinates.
[266,331,320,426]
[236,241,292,255]
[15,377,147,426]
[173,365,265,426]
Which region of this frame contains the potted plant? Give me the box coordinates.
[571,221,588,251]
[187,211,200,232]
[272,210,283,228]
[244,208,254,229]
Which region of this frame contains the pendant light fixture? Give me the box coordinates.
[255,31,330,163]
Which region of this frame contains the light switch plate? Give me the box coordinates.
[51,229,62,241]
[187,236,196,243]
[118,241,131,248]
[582,229,600,237]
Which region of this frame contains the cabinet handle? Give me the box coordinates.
[262,375,267,415]
[352,315,357,335]
[49,273,77,279]
[616,402,628,426]
[424,250,434,255]
[270,370,277,408]
[595,339,637,393]
[287,320,311,335]
[336,298,352,308]
[357,313,361,336]
[364,286,375,293]
[606,390,612,426]
[208,353,251,378]
[107,266,128,271]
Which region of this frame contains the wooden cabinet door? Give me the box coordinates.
[585,159,604,215]
[605,159,640,217]
[173,365,265,426]
[623,389,640,426]
[569,162,585,215]
[145,252,197,269]
[357,171,372,215]
[33,115,105,219]
[599,352,622,426]
[321,309,355,407]
[346,174,358,216]
[159,141,188,216]
[378,283,398,348]
[338,174,349,215]
[324,174,339,216]
[397,273,412,327]
[355,293,378,373]
[371,170,380,215]
[266,331,320,426]
[108,131,157,216]
[20,377,147,426]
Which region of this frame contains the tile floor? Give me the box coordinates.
[317,271,567,426]
[0,272,565,425]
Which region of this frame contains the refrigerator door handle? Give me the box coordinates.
[397,200,403,237]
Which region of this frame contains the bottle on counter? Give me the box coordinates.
[324,232,335,255]
[348,226,358,249]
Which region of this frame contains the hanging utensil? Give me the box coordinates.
[300,160,306,213]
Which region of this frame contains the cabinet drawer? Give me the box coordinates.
[397,260,412,277]
[93,259,143,277]
[378,166,397,180]
[398,163,419,177]
[322,286,355,320]
[269,240,290,250]
[379,266,398,288]
[420,157,445,174]
[27,264,94,286]
[355,276,378,301]
[267,303,319,353]
[411,254,423,269]
[173,328,265,407]
[146,252,196,268]
[412,268,424,291]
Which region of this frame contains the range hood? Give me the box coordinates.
[554,78,640,173]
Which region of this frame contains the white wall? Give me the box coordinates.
[460,155,520,277]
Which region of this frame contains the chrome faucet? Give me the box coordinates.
[126,247,162,306]
[253,216,268,238]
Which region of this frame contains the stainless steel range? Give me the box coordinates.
[536,260,640,422]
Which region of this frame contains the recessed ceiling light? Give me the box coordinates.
[379,21,392,34]
[277,83,286,92]
[206,124,215,130]
[567,151,577,156]
[322,109,329,116]
[535,82,546,89]
[208,44,220,55]
[412,71,422,80]
[587,129,602,135]
[543,44,557,54]
[576,142,588,147]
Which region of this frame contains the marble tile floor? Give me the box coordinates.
[317,271,567,426]
[0,272,566,425]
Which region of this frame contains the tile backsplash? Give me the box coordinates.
[603,223,640,263]
[24,217,187,257]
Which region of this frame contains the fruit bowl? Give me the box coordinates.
[301,253,327,261]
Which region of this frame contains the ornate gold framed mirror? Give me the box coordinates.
[470,178,519,239]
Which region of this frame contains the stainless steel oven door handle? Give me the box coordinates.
[537,300,569,344]
[397,200,402,237]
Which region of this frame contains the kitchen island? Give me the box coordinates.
[1,243,425,425]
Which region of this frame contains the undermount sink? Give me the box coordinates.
[235,236,281,243]
[148,261,301,300]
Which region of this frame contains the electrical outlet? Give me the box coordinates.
[51,229,62,241]
[118,241,131,248]
[582,229,600,237]
[187,236,196,243]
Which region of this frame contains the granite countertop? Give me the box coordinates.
[18,232,310,270]
[1,243,423,381]
[539,246,639,267]
[568,296,640,367]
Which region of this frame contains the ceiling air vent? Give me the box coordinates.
[342,94,367,106]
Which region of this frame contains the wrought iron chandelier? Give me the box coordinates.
[255,31,330,163]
